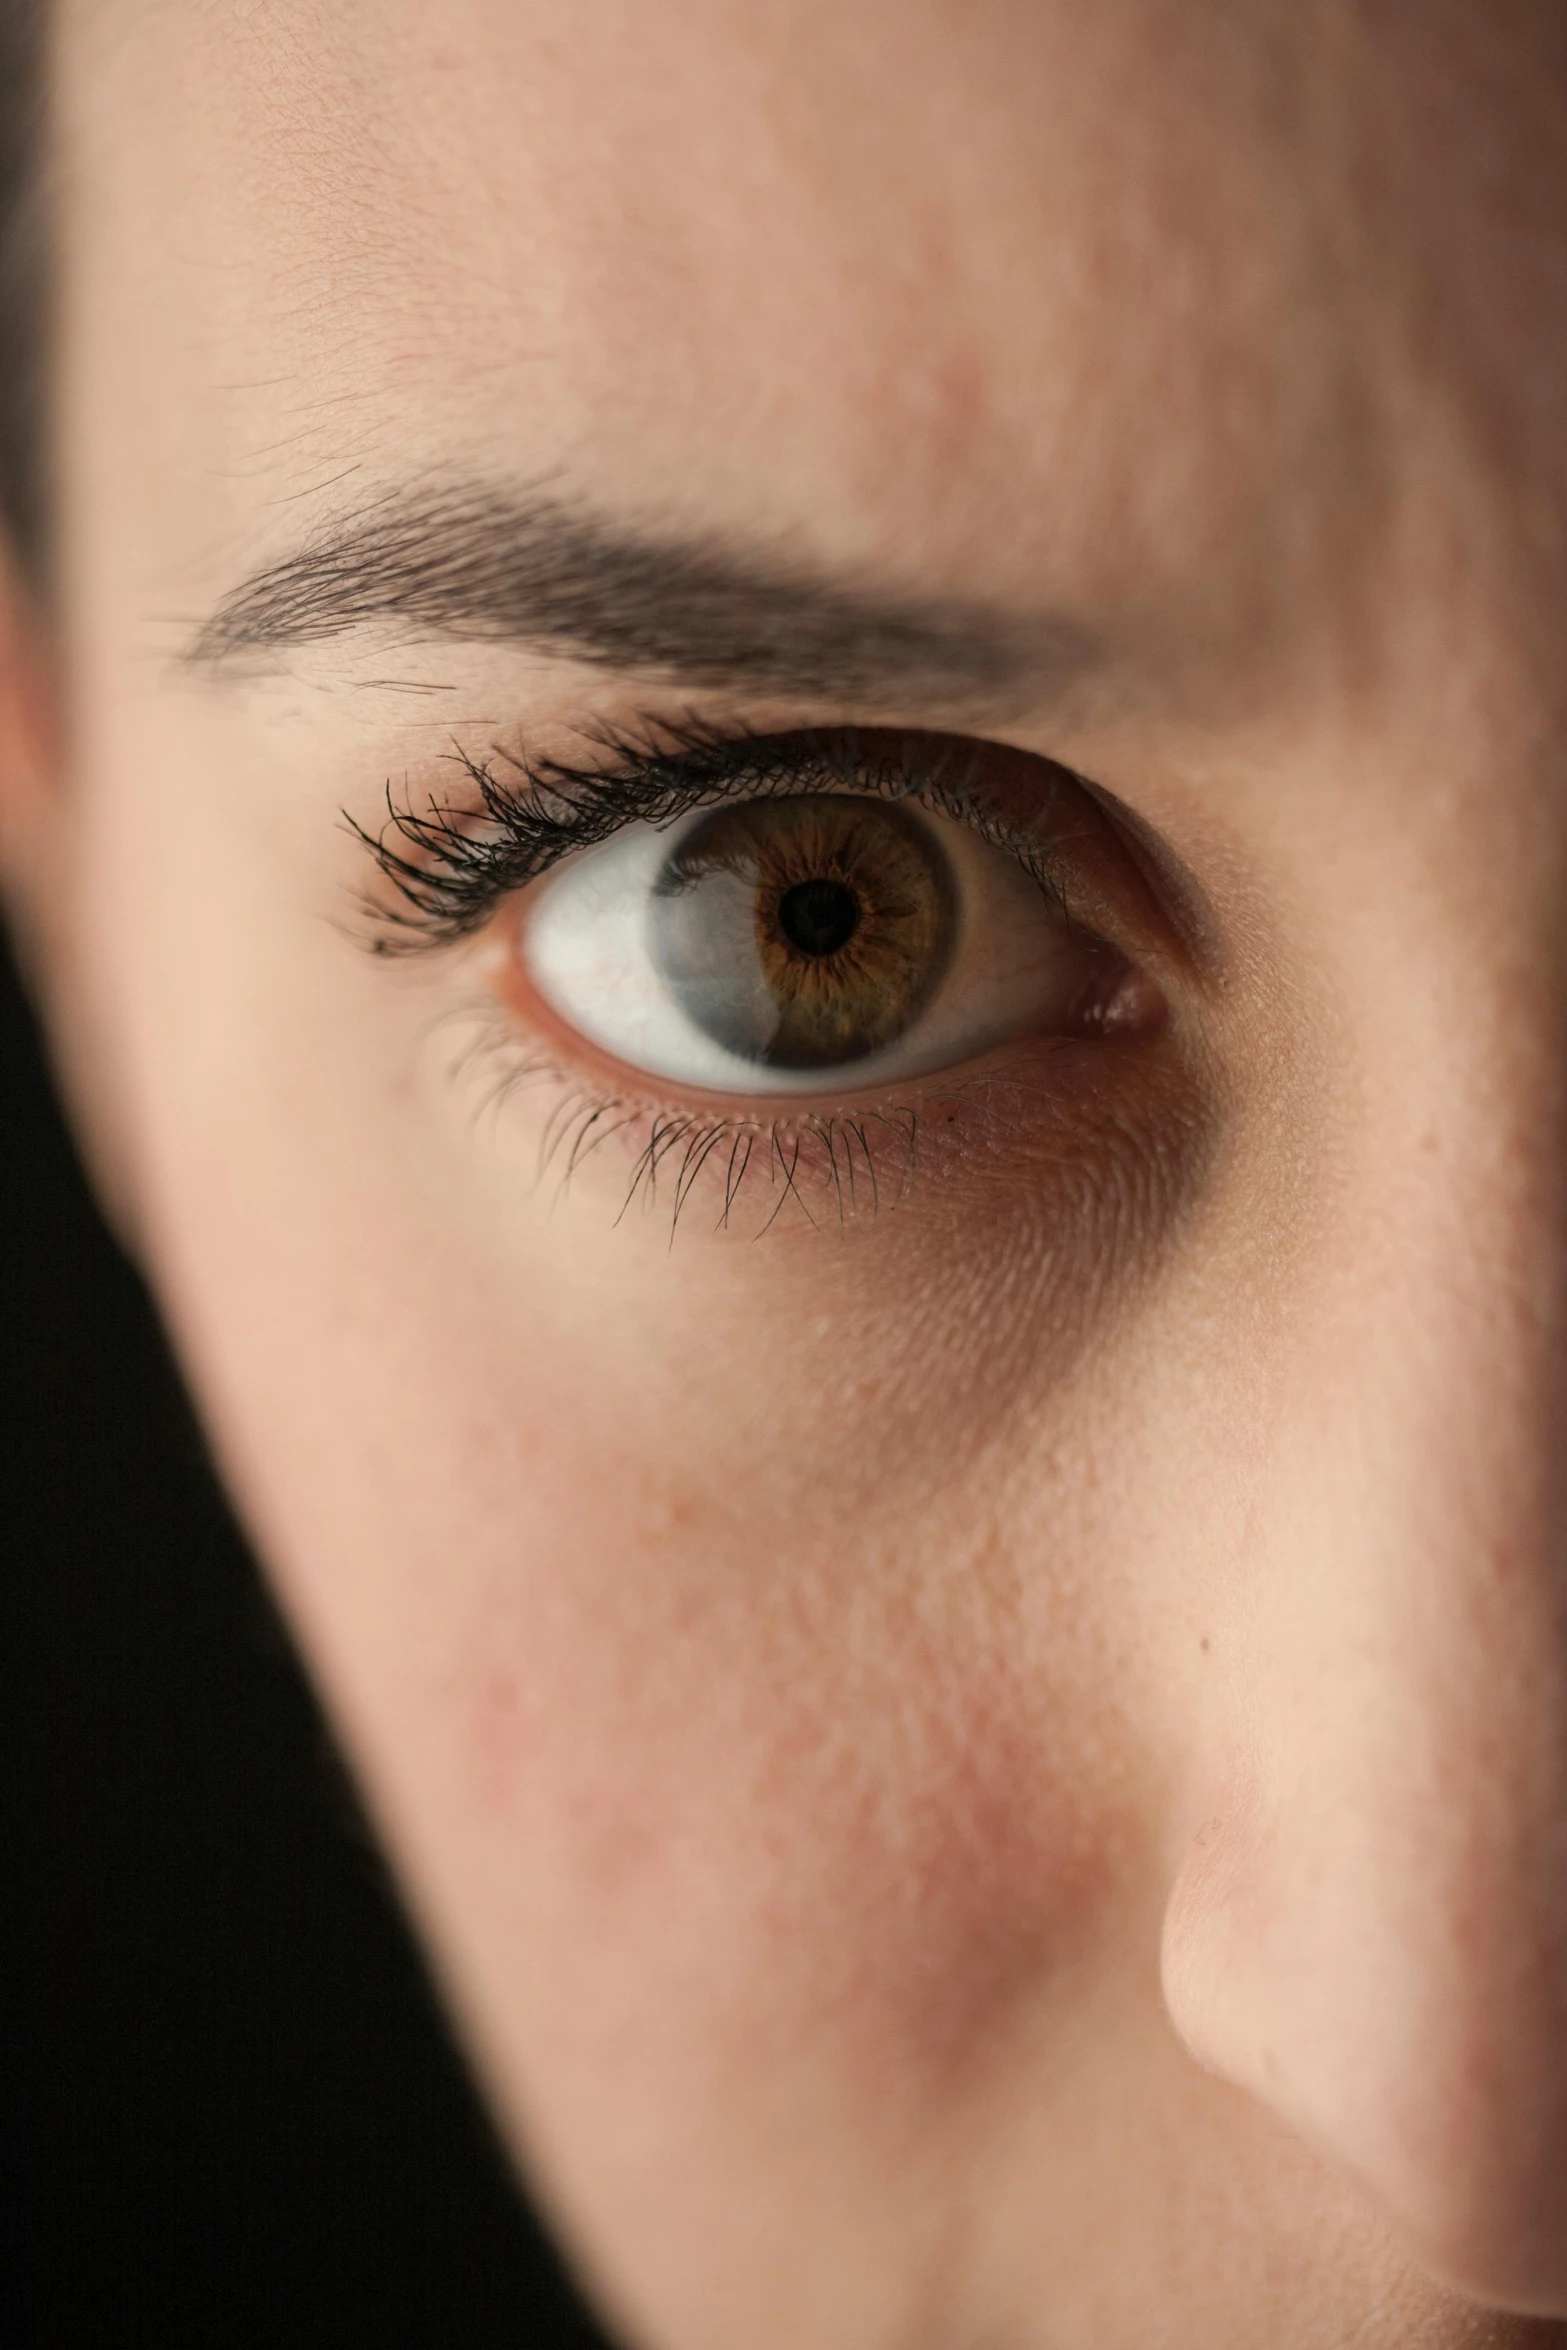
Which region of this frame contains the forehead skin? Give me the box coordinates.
[48,5,1567,2349]
[60,0,1567,708]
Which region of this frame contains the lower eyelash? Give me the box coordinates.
[623,1103,919,1236]
[441,994,927,1236]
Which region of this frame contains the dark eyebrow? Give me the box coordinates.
[183,479,1103,712]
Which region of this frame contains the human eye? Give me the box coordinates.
[352,720,1187,1226]
[522,767,1143,1093]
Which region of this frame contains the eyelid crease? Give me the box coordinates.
[347,718,1083,957]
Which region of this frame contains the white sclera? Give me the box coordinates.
[521,798,1098,1096]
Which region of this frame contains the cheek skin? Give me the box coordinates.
[162,1138,1159,2339]
[218,1314,1182,2346]
[136,1085,1439,2350]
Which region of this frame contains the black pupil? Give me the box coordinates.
[777,878,861,959]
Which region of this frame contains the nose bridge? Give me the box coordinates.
[1161,960,1567,2308]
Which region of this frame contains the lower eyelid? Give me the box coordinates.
[431,964,1206,1268]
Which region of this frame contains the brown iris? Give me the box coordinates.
[649,795,957,1071]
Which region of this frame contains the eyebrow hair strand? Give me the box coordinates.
[183,479,1101,711]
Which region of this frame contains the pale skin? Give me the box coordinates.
[7,2,1567,2343]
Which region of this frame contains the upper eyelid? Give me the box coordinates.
[347,721,1084,955]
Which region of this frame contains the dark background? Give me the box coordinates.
[5,926,615,2347]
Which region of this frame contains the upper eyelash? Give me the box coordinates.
[347,715,1076,954]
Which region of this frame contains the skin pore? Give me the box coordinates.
[8,1,1567,2343]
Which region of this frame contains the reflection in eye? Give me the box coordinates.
[522,790,1141,1095]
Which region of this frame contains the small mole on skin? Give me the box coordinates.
[1199,1636,1211,1654]
[643,1492,698,1539]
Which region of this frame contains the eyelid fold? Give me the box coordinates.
[349,718,1147,960]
